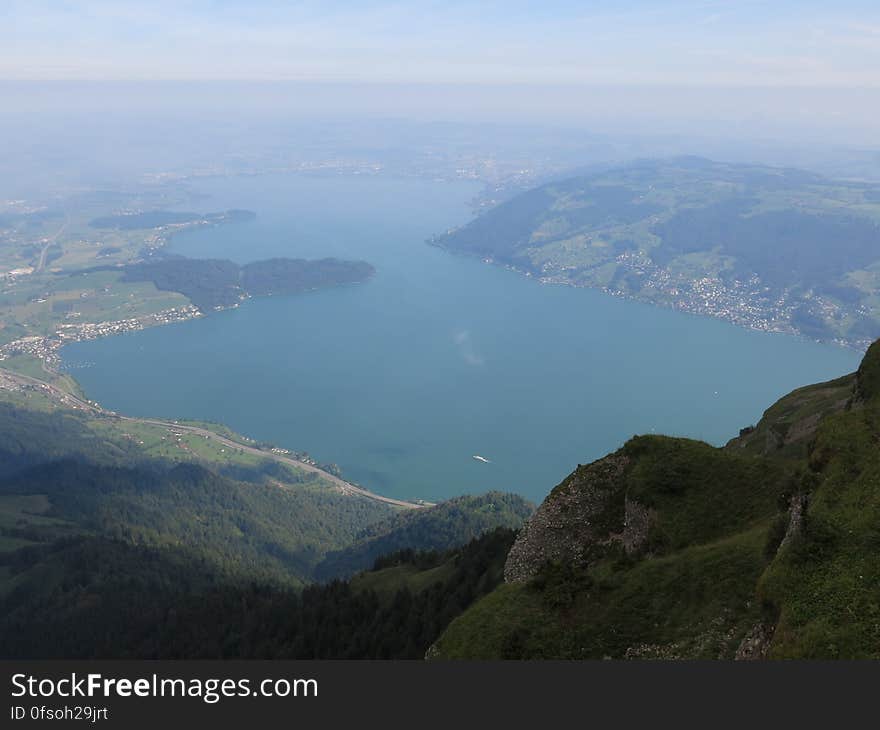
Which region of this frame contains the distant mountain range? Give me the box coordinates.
[435,157,880,347]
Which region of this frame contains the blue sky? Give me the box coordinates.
[2,1,879,85]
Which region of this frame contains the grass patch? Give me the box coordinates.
[435,524,770,659]
[622,435,793,551]
[351,561,456,599]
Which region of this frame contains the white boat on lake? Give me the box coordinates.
[472,455,491,463]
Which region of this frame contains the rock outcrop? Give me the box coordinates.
[734,622,775,660]
[504,453,654,583]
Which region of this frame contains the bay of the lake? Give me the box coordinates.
[63,174,862,502]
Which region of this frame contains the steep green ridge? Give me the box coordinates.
[315,492,534,580]
[435,158,880,346]
[726,374,856,459]
[758,339,880,657]
[432,341,880,659]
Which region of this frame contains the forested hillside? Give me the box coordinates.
[315,492,534,579]
[0,528,516,659]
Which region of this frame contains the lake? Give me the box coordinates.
[63,174,862,502]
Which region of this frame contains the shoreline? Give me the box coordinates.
[427,238,869,353]
[0,367,428,511]
[0,305,203,368]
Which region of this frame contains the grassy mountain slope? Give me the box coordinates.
[726,373,856,459]
[756,342,880,657]
[432,341,880,659]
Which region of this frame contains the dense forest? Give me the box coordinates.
[0,401,148,477]
[123,256,375,310]
[0,459,391,584]
[316,491,534,579]
[0,528,516,659]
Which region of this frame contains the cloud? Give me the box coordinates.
[453,329,484,367]
[2,1,880,86]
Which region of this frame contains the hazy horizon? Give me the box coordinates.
[1,80,878,200]
[3,1,880,150]
[5,2,879,86]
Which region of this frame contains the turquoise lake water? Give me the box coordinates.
[63,174,863,502]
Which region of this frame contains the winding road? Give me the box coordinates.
[0,368,425,510]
